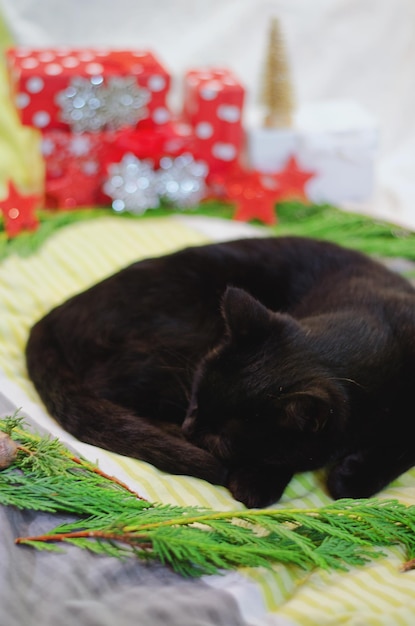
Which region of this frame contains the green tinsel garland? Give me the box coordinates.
[1,414,414,577]
[1,201,415,269]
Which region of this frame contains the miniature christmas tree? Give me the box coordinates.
[260,17,295,128]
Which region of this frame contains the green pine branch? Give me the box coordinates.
[1,413,415,577]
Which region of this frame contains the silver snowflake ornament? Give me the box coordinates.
[104,76,150,130]
[103,153,160,214]
[56,76,108,133]
[156,153,208,208]
[56,76,150,133]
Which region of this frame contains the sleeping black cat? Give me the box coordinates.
[25,236,415,507]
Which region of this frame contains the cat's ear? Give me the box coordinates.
[221,287,272,339]
[281,389,333,433]
[222,286,302,341]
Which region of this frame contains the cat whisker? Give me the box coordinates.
[327,377,366,390]
[159,345,199,368]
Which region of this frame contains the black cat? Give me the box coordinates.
[25,236,415,507]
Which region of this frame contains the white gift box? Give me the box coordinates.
[246,100,379,206]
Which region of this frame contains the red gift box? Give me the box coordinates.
[105,121,196,166]
[183,68,245,174]
[6,48,171,132]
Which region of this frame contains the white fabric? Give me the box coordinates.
[2,0,415,229]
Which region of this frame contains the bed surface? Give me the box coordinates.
[1,215,414,626]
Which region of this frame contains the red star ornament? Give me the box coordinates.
[272,155,316,202]
[0,180,41,238]
[223,170,282,225]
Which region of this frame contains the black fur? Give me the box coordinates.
[25,236,415,507]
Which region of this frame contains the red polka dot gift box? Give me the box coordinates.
[5,48,171,133]
[182,69,245,176]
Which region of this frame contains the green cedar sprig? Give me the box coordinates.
[1,414,415,577]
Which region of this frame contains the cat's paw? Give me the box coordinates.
[327,453,379,499]
[227,467,292,508]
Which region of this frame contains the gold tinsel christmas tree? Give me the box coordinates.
[261,17,295,128]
